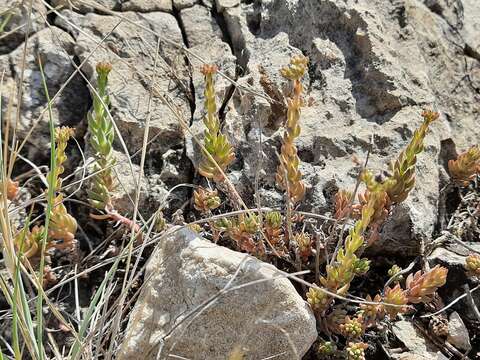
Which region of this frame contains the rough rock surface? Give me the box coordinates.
[447,311,471,352]
[0,0,479,358]
[201,0,480,256]
[0,1,47,54]
[121,0,173,12]
[60,9,190,156]
[392,320,448,359]
[173,0,197,10]
[429,238,480,320]
[118,228,317,360]
[1,0,477,243]
[0,26,90,160]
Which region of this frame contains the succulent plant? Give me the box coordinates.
[388,264,402,278]
[264,211,284,247]
[360,294,385,327]
[15,225,45,259]
[317,341,337,357]
[198,64,235,181]
[382,110,439,203]
[306,285,331,312]
[294,231,313,259]
[383,284,409,318]
[340,316,365,338]
[87,62,116,211]
[48,194,77,247]
[465,253,480,276]
[193,187,221,213]
[346,342,368,360]
[405,265,448,304]
[47,126,77,250]
[448,145,480,185]
[0,177,19,201]
[334,189,354,220]
[276,55,308,204]
[48,126,75,192]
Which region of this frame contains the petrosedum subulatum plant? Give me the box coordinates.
[275,55,308,205]
[307,111,448,356]
[346,342,368,360]
[226,214,264,255]
[333,114,437,250]
[335,111,439,229]
[48,127,77,246]
[381,110,439,203]
[15,225,44,259]
[465,253,480,276]
[87,62,116,212]
[387,264,403,281]
[198,64,235,181]
[85,62,142,240]
[447,145,480,280]
[195,64,267,252]
[193,186,221,213]
[448,145,480,186]
[191,57,448,356]
[14,127,77,259]
[307,193,380,312]
[317,340,337,358]
[264,211,284,245]
[294,231,313,260]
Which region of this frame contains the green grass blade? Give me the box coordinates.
[69,256,121,359]
[36,56,57,360]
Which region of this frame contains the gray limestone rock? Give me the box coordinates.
[118,228,318,360]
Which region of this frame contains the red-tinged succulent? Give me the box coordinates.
[193,187,221,213]
[448,145,480,185]
[276,55,308,204]
[405,265,448,304]
[340,315,365,338]
[1,178,19,201]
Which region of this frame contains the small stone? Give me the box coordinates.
[118,228,317,360]
[215,0,240,12]
[447,312,471,352]
[121,0,173,12]
[173,0,197,10]
[392,320,446,359]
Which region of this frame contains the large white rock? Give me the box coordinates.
[118,228,317,360]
